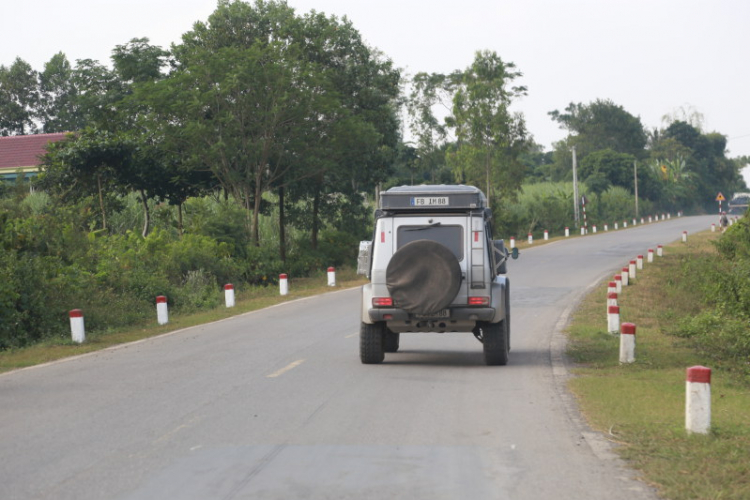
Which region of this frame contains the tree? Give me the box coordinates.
[111,38,169,84]
[38,52,82,133]
[549,99,647,159]
[0,57,39,135]
[409,50,529,205]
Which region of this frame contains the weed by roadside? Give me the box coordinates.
[0,268,367,374]
[567,230,750,500]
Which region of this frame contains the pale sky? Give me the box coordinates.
[3,0,749,162]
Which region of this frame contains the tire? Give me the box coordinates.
[360,322,385,364]
[482,319,509,366]
[385,239,462,315]
[384,330,400,353]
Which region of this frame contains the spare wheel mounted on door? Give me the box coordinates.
[385,239,462,316]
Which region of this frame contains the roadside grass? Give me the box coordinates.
[0,268,366,374]
[567,231,750,500]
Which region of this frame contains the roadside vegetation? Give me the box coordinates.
[567,221,750,499]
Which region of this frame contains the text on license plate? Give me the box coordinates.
[411,196,449,206]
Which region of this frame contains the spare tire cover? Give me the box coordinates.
[386,239,462,315]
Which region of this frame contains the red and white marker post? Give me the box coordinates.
[327,267,336,287]
[621,267,629,286]
[544,229,549,241]
[620,322,636,363]
[711,223,716,232]
[69,309,85,344]
[647,249,654,263]
[528,233,533,245]
[614,274,622,293]
[637,255,644,270]
[279,273,289,296]
[657,245,663,257]
[224,284,235,308]
[565,227,569,238]
[608,305,620,334]
[607,292,618,309]
[510,236,516,249]
[629,260,637,280]
[682,230,688,243]
[686,366,712,435]
[607,281,617,296]
[156,296,169,325]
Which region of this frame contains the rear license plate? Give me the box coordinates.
[411,196,449,207]
[414,309,450,319]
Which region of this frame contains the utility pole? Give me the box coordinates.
[634,160,639,218]
[572,146,580,228]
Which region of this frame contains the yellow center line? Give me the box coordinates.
[266,359,305,378]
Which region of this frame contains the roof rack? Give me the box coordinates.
[379,185,487,211]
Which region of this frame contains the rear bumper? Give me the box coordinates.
[368,307,496,323]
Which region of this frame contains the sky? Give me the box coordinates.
[2,0,750,164]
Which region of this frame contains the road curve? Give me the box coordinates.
[0,215,716,500]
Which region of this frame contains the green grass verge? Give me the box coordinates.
[567,231,750,499]
[0,267,367,374]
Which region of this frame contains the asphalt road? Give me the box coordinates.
[0,215,717,500]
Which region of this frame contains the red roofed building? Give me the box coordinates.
[0,133,70,181]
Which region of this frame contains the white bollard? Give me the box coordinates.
[614,222,619,230]
[565,227,570,238]
[279,273,289,296]
[510,237,516,249]
[711,223,716,232]
[657,245,663,257]
[593,225,597,234]
[668,213,671,219]
[604,224,608,231]
[581,227,585,236]
[623,221,628,228]
[69,309,85,344]
[629,260,637,280]
[156,295,169,325]
[607,292,618,308]
[528,233,533,245]
[607,281,617,296]
[614,274,622,294]
[682,230,688,243]
[224,284,235,308]
[620,322,636,363]
[637,255,644,270]
[608,305,620,334]
[686,365,711,435]
[647,249,654,263]
[327,266,336,287]
[621,267,629,286]
[648,216,653,223]
[632,218,637,226]
[641,217,645,224]
[544,230,549,241]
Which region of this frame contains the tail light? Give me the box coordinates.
[372,297,393,307]
[468,296,490,306]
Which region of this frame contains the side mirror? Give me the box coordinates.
[511,247,519,259]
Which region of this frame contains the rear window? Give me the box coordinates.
[397,225,463,260]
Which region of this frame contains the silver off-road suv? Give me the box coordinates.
[357,185,517,365]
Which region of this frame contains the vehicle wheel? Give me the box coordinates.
[385,239,461,315]
[360,322,385,364]
[482,320,509,366]
[384,330,400,353]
